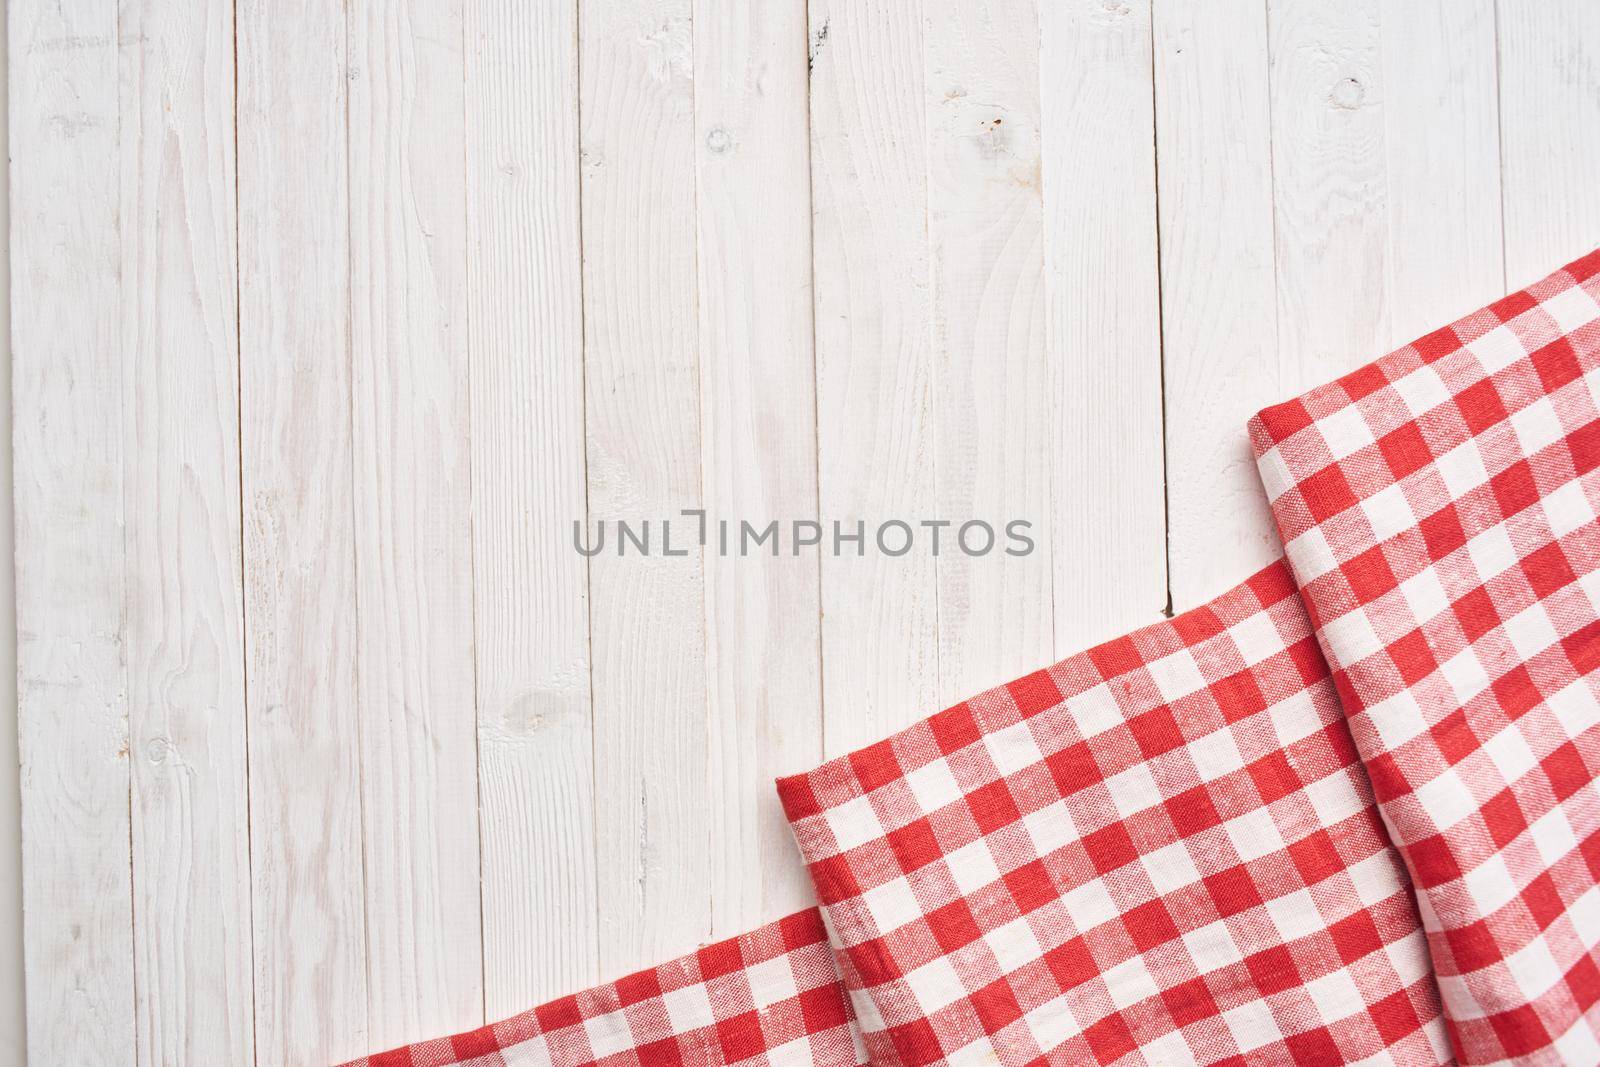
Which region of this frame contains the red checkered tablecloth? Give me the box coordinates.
[1253,249,1600,1063]
[340,254,1600,1067]
[339,910,864,1067]
[778,561,1449,1065]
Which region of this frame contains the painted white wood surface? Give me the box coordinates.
[348,0,483,1048]
[693,0,823,935]
[236,1,366,1062]
[1158,0,1509,614]
[1498,0,1600,288]
[580,0,711,971]
[11,3,134,1064]
[1040,0,1168,653]
[120,0,254,1061]
[1154,0,1281,611]
[810,0,939,758]
[923,0,1054,703]
[1379,0,1505,341]
[10,2,1600,1063]
[0,13,21,1058]
[464,0,597,1022]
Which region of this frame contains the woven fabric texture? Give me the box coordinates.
[778,562,1449,1065]
[339,910,864,1067]
[1253,250,1600,1063]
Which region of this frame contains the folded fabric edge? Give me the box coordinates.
[775,559,1303,845]
[337,908,866,1067]
[1248,248,1600,472]
[772,555,1456,1065]
[1243,245,1600,1064]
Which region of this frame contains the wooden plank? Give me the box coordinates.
[808,0,940,753]
[236,0,366,1061]
[923,0,1054,697]
[1160,1,1500,608]
[464,0,597,1016]
[579,0,712,972]
[10,1,136,1062]
[1153,0,1280,609]
[1497,0,1600,287]
[0,54,24,1061]
[1267,1,1390,385]
[1380,0,1504,341]
[694,0,823,930]
[1268,0,1504,388]
[348,0,483,1046]
[1040,0,1166,652]
[118,0,254,1062]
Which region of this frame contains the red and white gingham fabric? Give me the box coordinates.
[344,253,1600,1067]
[337,909,864,1067]
[778,562,1449,1065]
[1252,250,1600,1063]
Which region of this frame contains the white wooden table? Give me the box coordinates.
[8,1,1599,1063]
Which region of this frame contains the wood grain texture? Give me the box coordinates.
[923,0,1054,700]
[236,0,366,1061]
[348,0,483,1047]
[1160,0,1504,611]
[1497,0,1600,288]
[464,0,597,1018]
[119,0,254,1062]
[1269,0,1505,399]
[809,0,939,754]
[1267,1,1390,384]
[1040,0,1167,653]
[1153,0,1281,609]
[694,0,823,931]
[0,13,23,1057]
[1380,0,1505,340]
[580,0,712,972]
[10,2,136,1062]
[14,5,1600,1057]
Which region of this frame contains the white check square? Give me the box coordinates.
[1390,364,1452,417]
[1467,324,1528,374]
[1146,648,1209,703]
[1362,483,1416,544]
[905,758,964,815]
[862,877,926,936]
[945,839,1003,897]
[1319,607,1384,668]
[578,1011,636,1059]
[1104,763,1163,819]
[1509,395,1563,458]
[1181,919,1241,973]
[1398,567,1450,628]
[660,981,716,1033]
[985,916,1045,974]
[1503,602,1559,662]
[1068,684,1128,741]
[1317,404,1377,460]
[744,953,801,1008]
[1436,440,1491,501]
[1102,955,1160,1010]
[1464,523,1517,583]
[826,794,887,852]
[1541,479,1596,539]
[1540,285,1600,335]
[984,720,1044,776]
